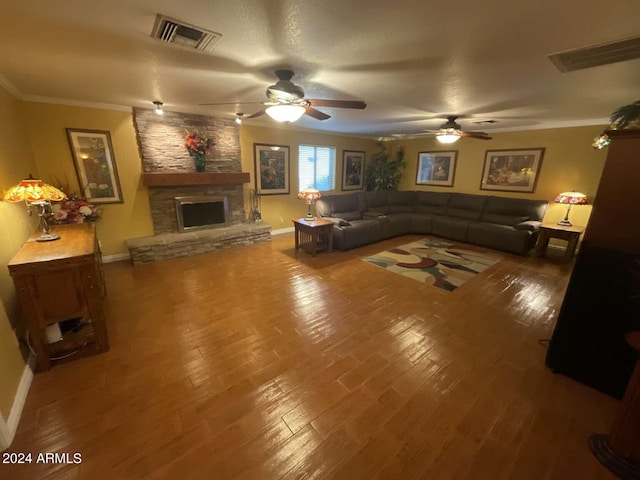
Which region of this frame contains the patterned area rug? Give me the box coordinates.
[362,237,502,291]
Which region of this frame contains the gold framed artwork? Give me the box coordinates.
[254,143,290,195]
[342,150,365,190]
[416,151,457,187]
[480,148,545,193]
[66,128,124,204]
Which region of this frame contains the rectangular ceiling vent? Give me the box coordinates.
[151,14,222,52]
[549,35,640,73]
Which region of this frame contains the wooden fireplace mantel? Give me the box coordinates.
[142,172,251,187]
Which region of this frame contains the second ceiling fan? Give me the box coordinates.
[423,116,492,143]
[201,69,367,122]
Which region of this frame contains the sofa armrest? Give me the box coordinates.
[514,220,542,231]
[322,216,351,227]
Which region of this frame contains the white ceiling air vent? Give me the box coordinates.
[549,35,640,73]
[151,14,222,52]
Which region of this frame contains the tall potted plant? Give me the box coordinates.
[364,141,406,191]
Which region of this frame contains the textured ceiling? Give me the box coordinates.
[1,0,639,137]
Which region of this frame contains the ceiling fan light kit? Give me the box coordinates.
[200,70,366,124]
[436,130,461,144]
[265,104,306,122]
[415,116,492,143]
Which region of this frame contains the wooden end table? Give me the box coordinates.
[534,222,585,261]
[292,218,334,257]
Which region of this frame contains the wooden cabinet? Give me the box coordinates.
[8,223,109,371]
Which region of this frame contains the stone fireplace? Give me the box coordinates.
[125,108,271,265]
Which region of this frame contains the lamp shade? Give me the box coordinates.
[297,188,322,202]
[265,104,306,122]
[554,191,587,205]
[3,177,66,203]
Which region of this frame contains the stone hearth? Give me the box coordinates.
[126,223,271,265]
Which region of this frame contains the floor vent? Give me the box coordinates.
[151,14,222,52]
[549,35,640,73]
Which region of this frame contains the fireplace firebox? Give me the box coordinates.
[175,195,229,233]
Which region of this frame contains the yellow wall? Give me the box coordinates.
[0,85,36,418]
[22,102,154,255]
[393,125,608,229]
[240,124,379,229]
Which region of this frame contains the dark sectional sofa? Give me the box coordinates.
[314,191,548,254]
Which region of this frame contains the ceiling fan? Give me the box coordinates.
[200,69,366,122]
[421,116,492,143]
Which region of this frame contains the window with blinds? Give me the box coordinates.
[298,145,336,191]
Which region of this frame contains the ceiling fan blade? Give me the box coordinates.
[199,101,263,106]
[307,99,366,109]
[247,109,266,119]
[462,131,492,140]
[304,106,331,120]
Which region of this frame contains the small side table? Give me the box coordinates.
[534,222,585,261]
[292,218,334,257]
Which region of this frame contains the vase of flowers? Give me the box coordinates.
[49,193,102,224]
[184,129,216,172]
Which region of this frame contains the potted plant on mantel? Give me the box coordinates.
[184,129,216,172]
[364,141,406,191]
[593,99,640,149]
[610,99,640,129]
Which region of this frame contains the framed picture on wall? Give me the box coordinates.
[66,128,124,204]
[342,150,366,190]
[254,143,290,195]
[416,151,457,187]
[480,148,545,193]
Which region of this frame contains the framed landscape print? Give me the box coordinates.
[254,143,290,195]
[66,128,124,204]
[416,151,457,187]
[342,150,365,190]
[480,148,545,193]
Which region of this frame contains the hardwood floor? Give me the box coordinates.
[3,233,618,479]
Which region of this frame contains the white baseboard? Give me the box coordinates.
[271,227,295,236]
[0,356,34,451]
[102,253,130,263]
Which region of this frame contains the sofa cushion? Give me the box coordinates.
[431,216,471,241]
[316,193,364,218]
[446,193,488,220]
[387,190,416,205]
[483,196,548,222]
[416,191,451,206]
[336,219,383,250]
[340,210,363,221]
[365,191,388,209]
[468,222,538,254]
[414,191,450,215]
[386,191,416,213]
[483,213,529,226]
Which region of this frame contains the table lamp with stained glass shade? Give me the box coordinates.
[3,175,67,241]
[554,191,587,227]
[297,188,322,220]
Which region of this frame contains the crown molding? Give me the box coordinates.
[21,95,132,112]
